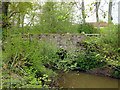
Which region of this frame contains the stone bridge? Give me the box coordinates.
[37,34,85,50]
[11,33,100,50]
[17,33,86,50]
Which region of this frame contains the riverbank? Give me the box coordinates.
[86,65,120,79]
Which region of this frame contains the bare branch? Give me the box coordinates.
[11,51,18,68]
[8,11,21,19]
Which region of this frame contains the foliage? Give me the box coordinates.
[100,25,118,49]
[77,23,98,34]
[83,25,120,75]
[2,66,51,88]
[56,48,67,60]
[112,70,120,79]
[36,2,75,33]
[46,48,79,71]
[100,20,106,23]
[2,2,76,35]
[2,1,120,88]
[75,41,106,71]
[2,35,56,88]
[42,42,106,72]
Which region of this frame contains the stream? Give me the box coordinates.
[56,71,119,88]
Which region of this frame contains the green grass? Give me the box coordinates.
[98,25,118,34]
[94,27,109,34]
[99,27,109,34]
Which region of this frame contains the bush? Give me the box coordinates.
[75,42,106,71]
[101,25,118,49]
[45,42,106,72]
[83,25,120,74]
[2,35,56,88]
[77,23,98,34]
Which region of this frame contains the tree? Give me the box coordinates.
[9,2,33,28]
[2,2,11,40]
[95,0,101,30]
[82,0,85,24]
[2,2,10,28]
[39,2,57,33]
[107,0,113,44]
[74,1,86,24]
[38,2,75,33]
[108,0,113,31]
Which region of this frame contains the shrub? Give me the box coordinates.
[101,25,118,49]
[77,23,98,34]
[83,26,120,74]
[56,48,67,60]
[75,42,106,71]
[45,42,106,72]
[2,35,56,88]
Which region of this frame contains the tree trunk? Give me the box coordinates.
[108,0,112,44]
[22,14,25,28]
[82,0,85,24]
[0,2,2,27]
[12,14,15,27]
[95,1,101,30]
[108,0,112,31]
[2,2,10,40]
[17,13,20,28]
[2,2,10,28]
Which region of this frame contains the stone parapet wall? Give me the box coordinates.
[29,34,85,50]
[10,34,85,50]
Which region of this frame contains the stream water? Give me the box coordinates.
[56,71,119,88]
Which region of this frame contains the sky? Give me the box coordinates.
[74,0,120,24]
[24,0,120,25]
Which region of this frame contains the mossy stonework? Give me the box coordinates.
[24,33,85,50]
